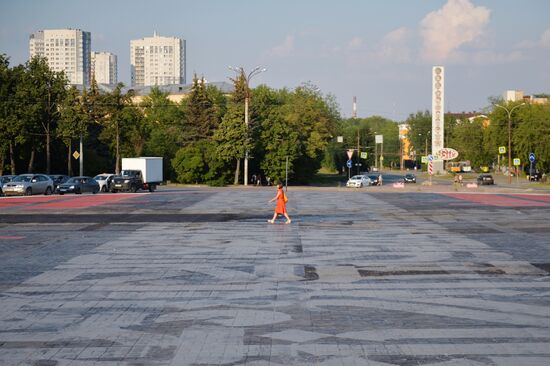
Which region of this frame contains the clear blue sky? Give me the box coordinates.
[1,0,549,120]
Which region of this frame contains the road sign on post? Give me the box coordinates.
[346,160,352,168]
[529,153,535,163]
[360,152,367,159]
[513,158,521,166]
[499,146,506,154]
[346,149,354,160]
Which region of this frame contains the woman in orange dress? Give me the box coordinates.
[268,183,291,224]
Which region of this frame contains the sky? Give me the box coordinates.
[1,0,550,121]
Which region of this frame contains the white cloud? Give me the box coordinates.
[540,28,550,48]
[420,0,490,63]
[376,27,412,62]
[348,36,363,50]
[267,35,295,58]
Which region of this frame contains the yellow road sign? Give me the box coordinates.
[73,151,80,160]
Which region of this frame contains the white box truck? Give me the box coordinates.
[111,157,163,192]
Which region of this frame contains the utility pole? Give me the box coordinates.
[357,129,360,174]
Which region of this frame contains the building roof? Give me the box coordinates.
[74,81,234,95]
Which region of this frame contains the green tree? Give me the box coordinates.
[141,87,185,180]
[213,103,249,184]
[184,76,218,143]
[513,104,550,173]
[98,83,135,174]
[17,56,67,173]
[58,86,88,175]
[405,110,432,157]
[449,117,491,168]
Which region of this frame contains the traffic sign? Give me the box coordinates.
[529,153,536,162]
[72,151,80,160]
[498,146,506,154]
[435,148,459,161]
[428,154,433,161]
[513,158,521,166]
[360,152,368,159]
[421,156,428,164]
[346,149,354,159]
[346,160,352,168]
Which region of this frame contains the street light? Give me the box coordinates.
[495,103,525,184]
[228,65,267,186]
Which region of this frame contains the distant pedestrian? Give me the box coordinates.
[458,174,463,186]
[268,183,291,224]
[266,176,271,186]
[378,174,383,186]
[257,174,262,186]
[251,174,257,185]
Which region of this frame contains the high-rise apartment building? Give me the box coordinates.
[91,52,117,84]
[130,32,186,86]
[29,28,91,86]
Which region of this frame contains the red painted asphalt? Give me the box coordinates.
[443,193,550,207]
[0,194,140,210]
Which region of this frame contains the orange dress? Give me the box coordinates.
[275,188,287,214]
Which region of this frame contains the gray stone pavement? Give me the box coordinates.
[0,188,550,365]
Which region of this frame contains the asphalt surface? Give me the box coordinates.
[1,186,550,365]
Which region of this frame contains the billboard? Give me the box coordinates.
[432,66,444,155]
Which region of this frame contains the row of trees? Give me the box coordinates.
[2,52,547,182]
[0,54,341,184]
[405,104,550,174]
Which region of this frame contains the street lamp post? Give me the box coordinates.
[495,103,525,184]
[229,66,267,186]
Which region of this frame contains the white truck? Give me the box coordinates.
[111,157,163,192]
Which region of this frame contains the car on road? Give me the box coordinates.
[346,175,372,188]
[0,175,16,196]
[403,174,416,183]
[57,176,100,195]
[1,174,54,196]
[93,173,115,192]
[527,171,543,182]
[368,175,379,186]
[49,174,70,193]
[476,174,494,185]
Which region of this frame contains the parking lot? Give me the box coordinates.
[1,187,550,365]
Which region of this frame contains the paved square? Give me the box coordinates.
[1,188,549,365]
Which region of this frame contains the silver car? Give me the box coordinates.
[1,174,54,196]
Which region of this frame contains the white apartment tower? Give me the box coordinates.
[29,28,91,85]
[130,32,186,87]
[91,52,117,84]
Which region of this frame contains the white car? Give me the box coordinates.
[93,173,116,192]
[346,175,372,188]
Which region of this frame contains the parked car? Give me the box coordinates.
[49,174,70,193]
[0,175,16,196]
[57,176,100,195]
[346,175,372,188]
[527,171,543,182]
[1,174,54,196]
[477,174,494,185]
[403,174,416,183]
[93,173,115,192]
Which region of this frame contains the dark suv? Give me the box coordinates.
[477,174,494,185]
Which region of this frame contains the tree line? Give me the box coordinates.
[405,105,550,174]
[2,53,547,182]
[0,54,342,184]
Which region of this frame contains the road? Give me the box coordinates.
[1,188,550,365]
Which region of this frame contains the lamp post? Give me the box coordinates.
[229,66,267,186]
[495,103,525,184]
